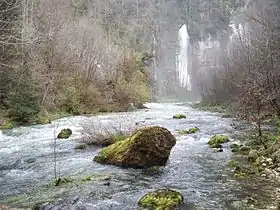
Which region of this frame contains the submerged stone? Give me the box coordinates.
[93,126,176,168]
[74,143,87,150]
[173,114,186,119]
[138,189,183,209]
[57,128,72,139]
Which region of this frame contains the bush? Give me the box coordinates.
[6,65,40,123]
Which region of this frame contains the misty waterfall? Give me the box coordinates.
[176,24,191,91]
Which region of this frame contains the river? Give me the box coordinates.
[0,103,260,209]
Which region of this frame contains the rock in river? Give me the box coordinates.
[57,128,72,139]
[138,189,184,209]
[93,126,176,168]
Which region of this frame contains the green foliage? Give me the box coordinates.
[6,65,40,123]
[61,86,81,115]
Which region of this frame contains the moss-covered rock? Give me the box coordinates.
[230,143,239,149]
[208,135,229,147]
[93,126,176,168]
[187,127,200,134]
[57,128,72,139]
[138,189,183,209]
[173,114,186,119]
[178,127,200,135]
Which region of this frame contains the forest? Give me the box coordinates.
[0,0,155,126]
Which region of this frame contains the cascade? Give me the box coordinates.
[176,24,191,91]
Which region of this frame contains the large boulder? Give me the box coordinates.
[93,126,176,168]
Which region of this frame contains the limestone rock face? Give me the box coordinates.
[93,126,176,168]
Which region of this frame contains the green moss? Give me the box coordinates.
[80,174,111,183]
[138,189,184,210]
[112,134,127,143]
[178,127,199,135]
[208,135,229,147]
[230,143,239,149]
[0,120,14,129]
[178,129,188,135]
[48,177,74,187]
[227,160,238,168]
[5,196,22,203]
[173,114,186,119]
[187,127,200,133]
[57,128,72,139]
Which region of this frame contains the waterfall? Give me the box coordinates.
[176,24,191,91]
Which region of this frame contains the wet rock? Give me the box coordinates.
[207,135,229,148]
[173,114,186,119]
[230,143,239,149]
[209,143,223,149]
[261,168,276,179]
[275,167,280,172]
[239,146,251,155]
[213,148,223,153]
[103,181,110,186]
[138,189,183,209]
[74,144,87,150]
[57,128,72,139]
[248,150,258,162]
[93,126,176,168]
[134,103,148,109]
[267,158,273,165]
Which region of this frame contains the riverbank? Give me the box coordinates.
[0,103,148,130]
[191,102,280,209]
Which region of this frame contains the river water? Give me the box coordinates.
[0,103,259,209]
